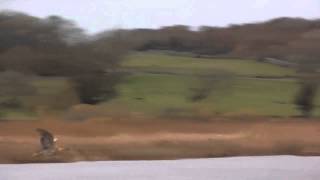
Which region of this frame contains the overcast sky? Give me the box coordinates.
[0,0,319,33]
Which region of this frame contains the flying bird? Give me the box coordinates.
[35,128,58,151]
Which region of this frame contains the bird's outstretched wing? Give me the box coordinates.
[35,128,56,150]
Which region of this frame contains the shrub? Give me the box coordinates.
[295,81,318,117]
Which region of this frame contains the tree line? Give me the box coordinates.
[115,17,320,61]
[0,11,129,106]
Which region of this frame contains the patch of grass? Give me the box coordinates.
[31,77,70,95]
[207,79,301,116]
[101,74,194,116]
[123,52,296,77]
[101,73,320,117]
[1,77,79,120]
[28,77,79,112]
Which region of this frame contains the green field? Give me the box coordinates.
[101,52,318,118]
[2,52,320,119]
[123,52,296,77]
[104,74,319,118]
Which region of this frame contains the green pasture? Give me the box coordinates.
[104,74,320,118]
[123,52,296,77]
[2,52,319,119]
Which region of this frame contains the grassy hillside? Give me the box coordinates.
[103,74,320,118]
[100,52,318,118]
[123,52,296,77]
[2,52,319,119]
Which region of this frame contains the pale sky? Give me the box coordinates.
[0,0,319,33]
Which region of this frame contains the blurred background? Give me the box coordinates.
[0,0,318,121]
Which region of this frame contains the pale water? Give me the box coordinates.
[0,156,319,180]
